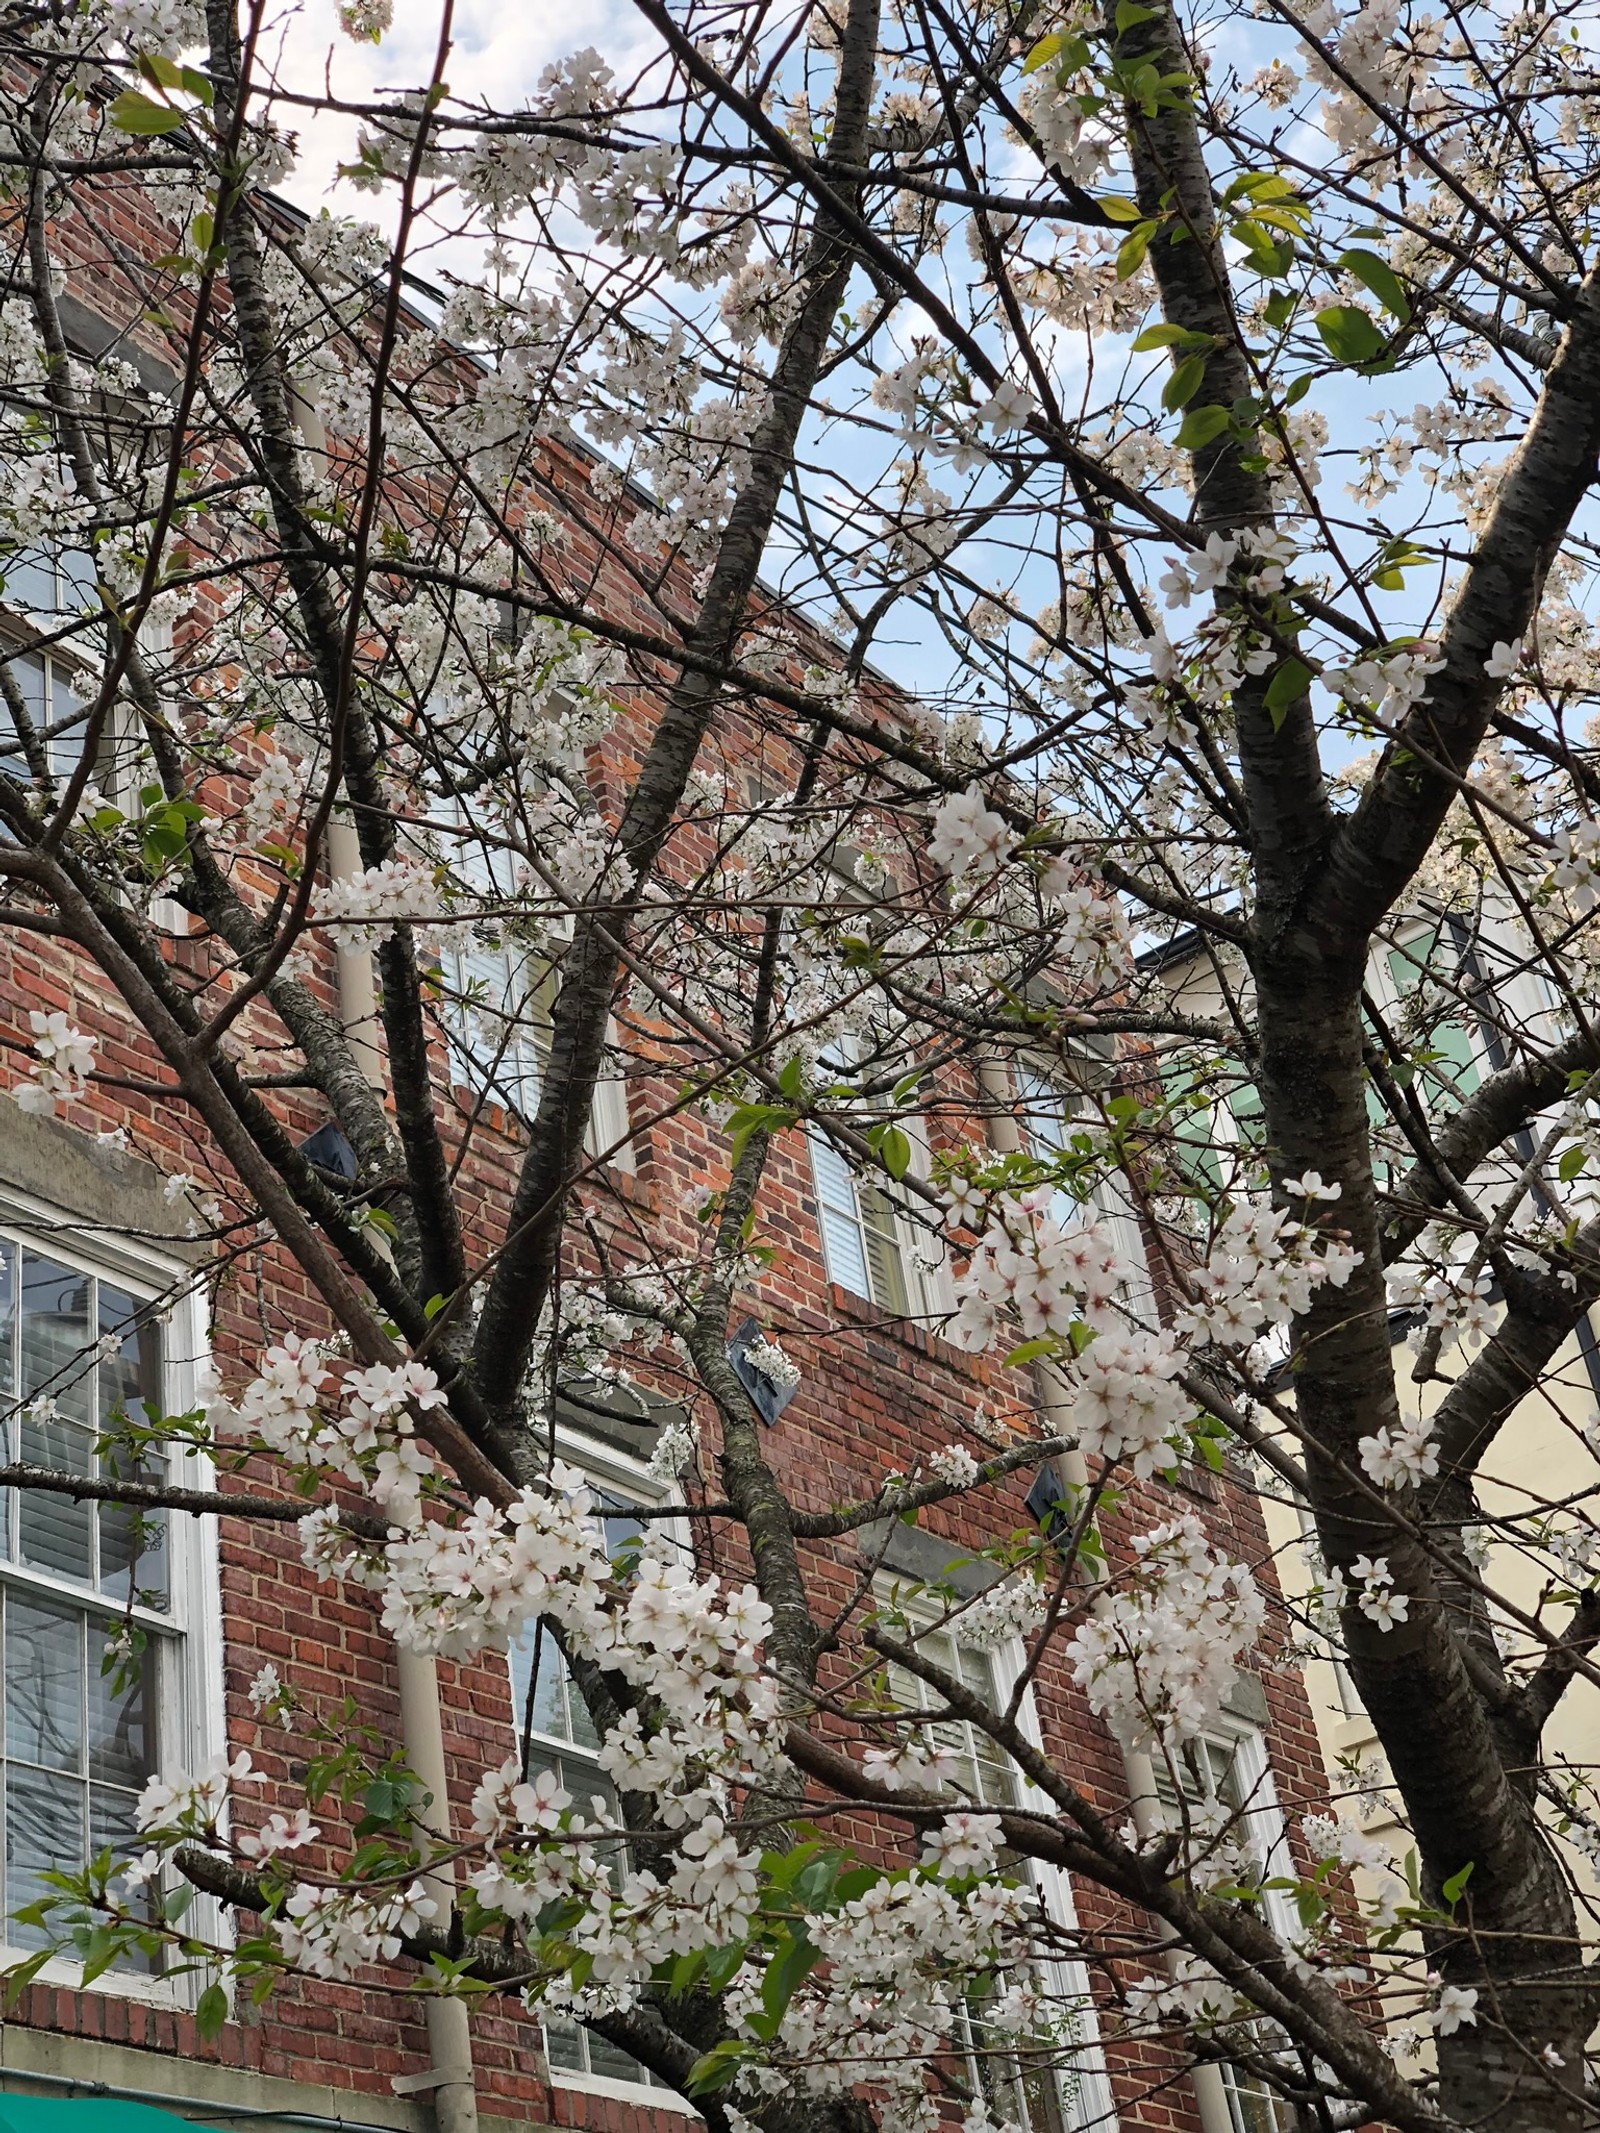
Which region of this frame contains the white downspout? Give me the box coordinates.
[981,1052,1234,2133]
[391,1652,482,2133]
[301,391,479,2133]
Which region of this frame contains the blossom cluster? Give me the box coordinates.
[1066,1515,1266,1747]
[210,1339,445,1527]
[15,1010,96,1116]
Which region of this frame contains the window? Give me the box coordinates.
[431,795,632,1160]
[808,1046,951,1319]
[811,1129,926,1313]
[1152,1727,1297,2133]
[0,1220,216,1983]
[885,1621,1116,2133]
[439,923,555,1114]
[1017,1066,1154,1324]
[505,1434,688,2104]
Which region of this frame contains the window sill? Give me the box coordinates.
[550,2070,697,2117]
[825,1283,974,1368]
[4,1948,193,2009]
[445,1083,646,1197]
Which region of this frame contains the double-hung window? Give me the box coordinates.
[809,1129,941,1316]
[431,793,632,1160]
[0,1217,216,1982]
[1017,1066,1154,1326]
[884,1621,1116,2133]
[808,1045,951,1320]
[505,1430,687,2103]
[1152,1725,1297,2133]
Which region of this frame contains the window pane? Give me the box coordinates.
[587,2027,655,2085]
[544,2019,587,2073]
[6,1763,85,1948]
[19,1254,92,1425]
[87,1624,152,1790]
[810,1137,872,1296]
[97,1286,166,1604]
[99,1499,168,1610]
[1019,1068,1074,1154]
[97,1285,162,1430]
[6,1596,84,1771]
[17,1416,94,1584]
[509,1628,570,1746]
[565,1668,600,1751]
[859,1186,910,1314]
[2,554,60,618]
[90,1785,156,1971]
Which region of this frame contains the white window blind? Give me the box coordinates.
[0,1228,214,1981]
[886,1623,1117,2133]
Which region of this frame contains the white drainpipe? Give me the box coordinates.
[307,499,479,2133]
[981,1052,1235,2133]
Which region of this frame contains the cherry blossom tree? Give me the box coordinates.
[1,0,1600,2127]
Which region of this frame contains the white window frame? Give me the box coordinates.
[1016,1064,1155,1328]
[429,804,635,1169]
[879,1597,1118,2133]
[0,1177,224,2007]
[808,1120,953,1322]
[1151,1720,1298,2133]
[506,1416,694,2113]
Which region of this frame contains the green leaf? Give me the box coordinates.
[757,1931,820,2036]
[1115,1,1157,26]
[1232,218,1296,277]
[776,1056,806,1100]
[1339,246,1411,321]
[3,1950,52,2007]
[1175,403,1231,451]
[684,2039,749,2096]
[1559,1143,1588,1182]
[1441,1861,1474,1906]
[702,1940,749,1992]
[1130,322,1189,350]
[196,1982,229,2039]
[109,90,186,136]
[1161,353,1207,410]
[1314,304,1388,366]
[1098,195,1145,224]
[1263,289,1297,328]
[1002,1336,1058,1367]
[879,1126,912,1181]
[1024,31,1067,70]
[1115,221,1156,279]
[1223,170,1301,204]
[1262,657,1313,728]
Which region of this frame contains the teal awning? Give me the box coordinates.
[0,2101,230,2133]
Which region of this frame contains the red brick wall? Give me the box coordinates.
[0,165,1342,2133]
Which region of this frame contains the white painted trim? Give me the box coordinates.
[517,1423,693,2110]
[0,1244,223,2007]
[547,2067,697,2116]
[985,1635,1121,2133]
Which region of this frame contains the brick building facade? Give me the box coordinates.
[0,158,1336,2133]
